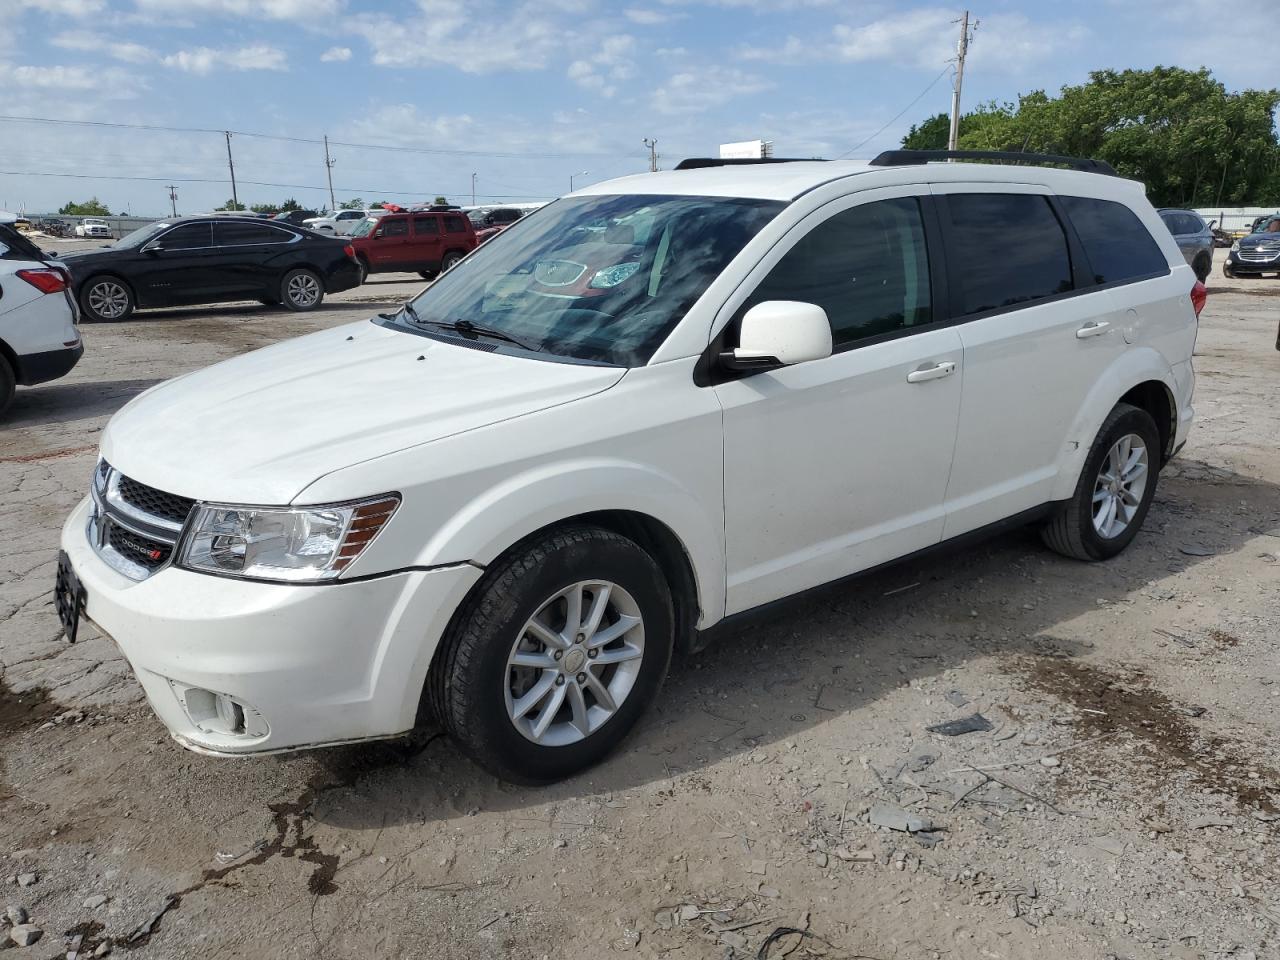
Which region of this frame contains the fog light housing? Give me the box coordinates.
[171,683,269,739]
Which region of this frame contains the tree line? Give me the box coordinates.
[902,67,1280,208]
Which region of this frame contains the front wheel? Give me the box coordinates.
[1041,402,1161,561]
[80,276,134,322]
[429,526,674,783]
[1192,253,1211,283]
[281,268,323,311]
[0,354,14,417]
[418,270,435,281]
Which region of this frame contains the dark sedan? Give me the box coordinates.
[59,216,362,321]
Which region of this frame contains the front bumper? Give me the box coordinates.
[61,496,482,756]
[1227,250,1280,274]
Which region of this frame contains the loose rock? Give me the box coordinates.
[9,924,42,947]
[84,894,108,909]
[15,874,36,888]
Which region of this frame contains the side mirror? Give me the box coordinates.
[722,301,832,371]
[143,243,164,254]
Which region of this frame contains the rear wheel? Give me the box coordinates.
[281,268,323,311]
[440,251,464,273]
[80,276,133,322]
[429,525,674,783]
[356,259,369,285]
[1041,402,1161,561]
[0,354,15,416]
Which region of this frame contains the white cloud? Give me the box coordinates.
[567,33,636,98]
[17,0,105,15]
[320,46,352,62]
[0,62,145,98]
[652,65,773,115]
[52,31,156,64]
[133,0,342,21]
[161,45,288,74]
[624,7,684,24]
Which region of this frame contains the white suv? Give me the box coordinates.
[57,151,1200,782]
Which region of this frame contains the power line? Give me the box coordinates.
[0,169,549,200]
[836,66,953,160]
[0,113,640,162]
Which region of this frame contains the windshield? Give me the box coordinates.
[113,221,171,249]
[350,217,378,238]
[1252,216,1280,234]
[397,194,783,366]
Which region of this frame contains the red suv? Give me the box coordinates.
[348,207,478,282]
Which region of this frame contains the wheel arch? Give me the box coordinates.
[78,271,136,303]
[1050,348,1181,501]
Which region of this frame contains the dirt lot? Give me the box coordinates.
[2,251,1278,960]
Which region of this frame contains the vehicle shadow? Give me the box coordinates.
[1,378,163,431]
[285,458,1279,832]
[85,302,359,323]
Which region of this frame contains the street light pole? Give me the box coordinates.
[570,170,589,192]
[471,172,477,206]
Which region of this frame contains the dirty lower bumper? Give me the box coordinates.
[60,496,482,756]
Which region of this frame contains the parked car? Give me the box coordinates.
[1225,214,1280,278]
[1249,213,1280,235]
[1157,208,1212,282]
[303,209,372,235]
[272,210,320,226]
[38,217,71,238]
[58,216,362,321]
[0,225,81,415]
[75,218,112,239]
[347,207,478,281]
[56,151,1201,783]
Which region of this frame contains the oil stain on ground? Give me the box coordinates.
[1018,655,1278,815]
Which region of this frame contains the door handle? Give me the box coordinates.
[906,360,957,383]
[1076,320,1111,339]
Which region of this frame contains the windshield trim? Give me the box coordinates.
[371,313,623,367]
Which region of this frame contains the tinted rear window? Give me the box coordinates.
[944,194,1073,315]
[444,215,467,233]
[214,221,292,246]
[412,216,439,235]
[1063,196,1168,285]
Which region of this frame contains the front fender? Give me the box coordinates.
[417,457,725,627]
[1050,346,1178,501]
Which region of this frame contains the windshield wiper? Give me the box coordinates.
[426,318,543,353]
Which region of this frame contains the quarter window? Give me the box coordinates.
[944,194,1072,315]
[1063,196,1169,285]
[158,222,213,250]
[445,215,468,233]
[744,197,933,348]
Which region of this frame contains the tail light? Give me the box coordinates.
[1190,280,1207,318]
[343,244,356,260]
[16,268,68,294]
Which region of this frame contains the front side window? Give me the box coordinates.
[158,222,213,250]
[380,218,409,238]
[945,194,1072,315]
[743,197,932,348]
[395,194,783,366]
[1063,196,1168,285]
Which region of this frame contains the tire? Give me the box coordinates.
[429,525,674,783]
[440,251,464,273]
[418,270,435,281]
[79,276,134,322]
[1192,253,1211,283]
[1223,262,1236,279]
[280,268,324,311]
[1041,402,1161,561]
[0,354,15,417]
[356,259,369,285]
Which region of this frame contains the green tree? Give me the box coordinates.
[249,203,277,214]
[278,197,303,212]
[433,196,448,205]
[217,199,246,211]
[339,198,364,210]
[58,198,111,216]
[903,67,1280,206]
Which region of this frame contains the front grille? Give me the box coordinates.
[106,524,173,571]
[118,476,196,525]
[1239,245,1280,263]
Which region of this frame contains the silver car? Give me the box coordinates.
[1158,208,1213,282]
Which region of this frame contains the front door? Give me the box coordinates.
[715,190,963,614]
[369,217,412,271]
[133,221,216,305]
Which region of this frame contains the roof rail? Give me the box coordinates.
[869,149,1118,176]
[674,157,826,171]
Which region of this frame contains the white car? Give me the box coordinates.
[58,151,1200,783]
[304,209,377,235]
[0,227,82,415]
[74,218,112,239]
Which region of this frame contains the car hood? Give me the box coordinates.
[100,319,627,504]
[1241,234,1280,247]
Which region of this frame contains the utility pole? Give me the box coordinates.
[224,131,239,208]
[471,172,477,206]
[323,135,336,211]
[166,185,178,217]
[643,137,658,172]
[947,11,973,152]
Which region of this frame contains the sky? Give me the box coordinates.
[0,0,1273,216]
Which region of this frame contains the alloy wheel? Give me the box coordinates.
[504,580,645,747]
[287,272,321,307]
[87,280,129,319]
[1092,433,1149,539]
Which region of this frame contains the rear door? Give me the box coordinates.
[934,187,1128,538]
[211,220,298,299]
[410,215,443,271]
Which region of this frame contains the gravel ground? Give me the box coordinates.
[1,249,1278,960]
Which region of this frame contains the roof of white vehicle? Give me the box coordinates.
[574,159,1143,203]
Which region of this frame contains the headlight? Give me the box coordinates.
[178,494,399,582]
[588,261,641,289]
[1231,241,1240,252]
